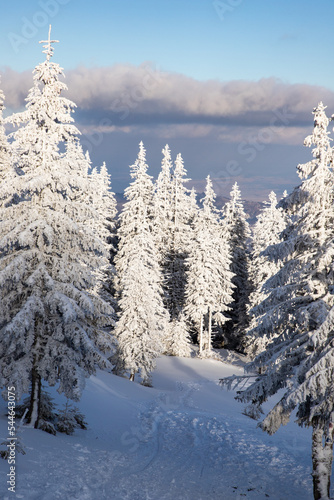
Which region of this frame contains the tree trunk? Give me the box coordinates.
[312,420,334,500]
[199,315,203,354]
[208,307,212,352]
[27,321,42,428]
[27,366,41,428]
[129,372,135,382]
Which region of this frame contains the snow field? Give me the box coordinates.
[0,353,313,499]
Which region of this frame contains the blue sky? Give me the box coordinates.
[1,0,334,200]
[2,0,334,87]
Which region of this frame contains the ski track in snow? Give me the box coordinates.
[113,381,311,500]
[0,356,313,500]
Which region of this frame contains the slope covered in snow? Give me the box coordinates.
[0,351,312,499]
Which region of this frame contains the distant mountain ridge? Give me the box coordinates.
[115,193,263,224]
[213,195,263,225]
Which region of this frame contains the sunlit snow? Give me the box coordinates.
[0,351,312,500]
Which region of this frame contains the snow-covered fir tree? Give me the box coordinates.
[246,191,287,355]
[0,28,114,429]
[185,176,234,356]
[56,400,87,435]
[0,84,13,234]
[89,161,118,312]
[60,141,118,313]
[164,153,192,320]
[153,146,197,356]
[0,84,11,181]
[222,182,251,351]
[113,142,168,383]
[245,101,334,349]
[164,313,192,358]
[221,102,334,500]
[189,186,199,222]
[154,144,173,259]
[223,305,334,500]
[90,161,117,239]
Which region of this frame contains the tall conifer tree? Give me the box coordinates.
[0,84,11,181]
[221,102,334,500]
[164,153,192,320]
[0,28,114,428]
[222,182,251,351]
[246,191,287,355]
[114,142,168,382]
[185,176,234,355]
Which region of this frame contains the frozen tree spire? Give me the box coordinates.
[89,161,117,239]
[154,144,173,258]
[114,142,168,383]
[246,191,287,355]
[39,25,59,62]
[153,146,197,357]
[164,313,192,358]
[0,83,11,182]
[189,187,198,217]
[0,31,114,429]
[202,175,218,216]
[297,101,333,245]
[247,102,334,351]
[185,176,234,356]
[222,182,251,351]
[162,152,193,320]
[88,161,118,314]
[8,27,78,176]
[221,102,334,500]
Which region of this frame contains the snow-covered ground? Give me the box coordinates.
[0,351,313,500]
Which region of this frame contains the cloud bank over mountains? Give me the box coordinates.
[2,63,334,141]
[2,63,334,200]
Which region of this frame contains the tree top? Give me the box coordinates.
[39,25,59,62]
